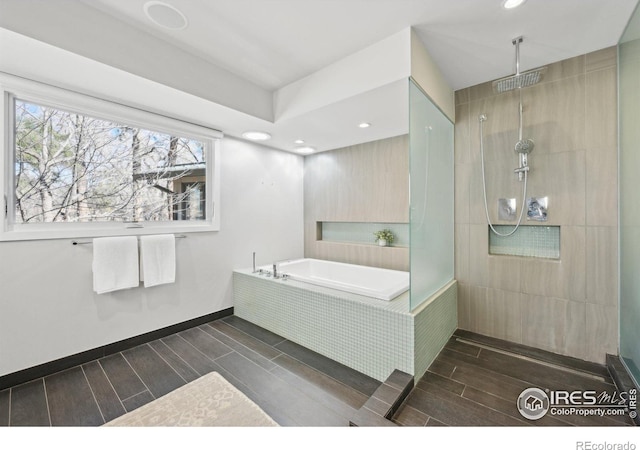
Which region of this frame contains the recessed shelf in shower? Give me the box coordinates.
[489,225,560,259]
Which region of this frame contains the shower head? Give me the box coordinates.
[493,68,546,93]
[515,138,534,154]
[492,36,547,93]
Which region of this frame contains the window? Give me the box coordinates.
[1,74,221,241]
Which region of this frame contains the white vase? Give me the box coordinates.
[378,239,387,247]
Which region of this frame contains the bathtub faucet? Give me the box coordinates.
[272,259,291,279]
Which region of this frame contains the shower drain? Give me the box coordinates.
[454,338,609,383]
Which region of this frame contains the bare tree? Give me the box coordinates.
[13,100,206,224]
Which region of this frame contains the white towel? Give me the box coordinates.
[92,236,140,294]
[140,234,176,288]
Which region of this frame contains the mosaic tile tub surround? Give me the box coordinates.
[233,269,457,381]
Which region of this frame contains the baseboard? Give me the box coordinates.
[0,307,233,391]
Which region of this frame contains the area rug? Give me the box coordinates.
[103,371,278,427]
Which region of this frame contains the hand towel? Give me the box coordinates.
[92,236,140,294]
[140,234,176,288]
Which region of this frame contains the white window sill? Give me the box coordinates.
[0,221,218,242]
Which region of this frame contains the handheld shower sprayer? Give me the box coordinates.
[480,36,543,237]
[514,101,534,181]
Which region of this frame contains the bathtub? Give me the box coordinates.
[233,264,457,381]
[271,258,409,301]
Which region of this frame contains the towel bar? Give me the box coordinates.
[72,235,187,245]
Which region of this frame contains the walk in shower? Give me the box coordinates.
[619,3,640,388]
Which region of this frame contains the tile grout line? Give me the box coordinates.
[41,378,52,427]
[213,349,235,362]
[80,365,106,425]
[156,339,204,379]
[195,326,241,363]
[268,358,362,421]
[456,338,610,382]
[175,333,229,371]
[201,348,295,425]
[459,386,532,427]
[441,351,546,388]
[97,359,127,414]
[147,340,191,385]
[221,317,287,348]
[120,347,157,401]
[213,344,313,425]
[7,388,11,426]
[269,345,376,399]
[202,323,284,363]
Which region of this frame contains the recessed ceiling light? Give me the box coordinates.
[242,131,272,141]
[502,0,527,9]
[295,146,315,154]
[294,139,305,144]
[144,1,188,30]
[358,122,371,128]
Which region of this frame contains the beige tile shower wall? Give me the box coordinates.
[454,47,618,364]
[304,135,410,270]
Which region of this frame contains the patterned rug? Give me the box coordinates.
[103,372,278,427]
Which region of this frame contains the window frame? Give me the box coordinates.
[1,74,222,241]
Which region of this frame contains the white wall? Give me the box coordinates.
[0,137,304,376]
[0,28,304,376]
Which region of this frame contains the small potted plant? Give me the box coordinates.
[373,229,394,247]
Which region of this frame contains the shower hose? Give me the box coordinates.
[479,114,528,237]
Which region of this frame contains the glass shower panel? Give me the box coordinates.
[409,80,454,311]
[619,3,640,387]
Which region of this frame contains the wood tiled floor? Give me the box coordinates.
[0,318,635,427]
[394,332,636,427]
[0,315,380,426]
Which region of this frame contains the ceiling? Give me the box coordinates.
[1,0,638,153]
[83,0,638,91]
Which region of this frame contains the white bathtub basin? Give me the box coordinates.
[272,258,409,301]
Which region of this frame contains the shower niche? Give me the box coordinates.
[317,221,409,247]
[488,225,560,259]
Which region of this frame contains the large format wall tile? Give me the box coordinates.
[304,135,409,270]
[586,67,617,150]
[542,54,585,84]
[585,304,619,364]
[586,226,618,306]
[454,224,470,283]
[455,102,471,165]
[455,163,471,224]
[521,295,586,360]
[455,47,616,364]
[525,150,586,226]
[520,226,586,302]
[468,287,522,343]
[522,75,586,155]
[586,46,617,73]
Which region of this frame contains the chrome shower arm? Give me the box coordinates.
[513,36,523,77]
